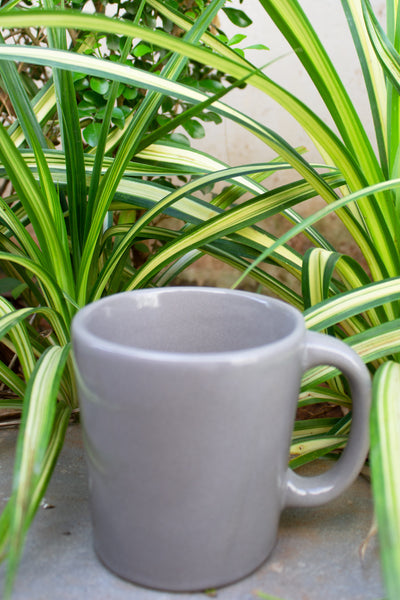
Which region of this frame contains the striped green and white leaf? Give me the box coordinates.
[2,345,71,598]
[342,0,388,174]
[233,178,400,291]
[370,361,400,600]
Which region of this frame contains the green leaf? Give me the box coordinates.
[89,77,110,95]
[166,132,191,146]
[0,294,35,380]
[362,0,400,94]
[77,100,96,116]
[245,44,270,51]
[0,252,71,326]
[122,86,137,100]
[290,435,346,460]
[83,121,102,147]
[199,79,225,92]
[0,359,25,399]
[255,593,286,600]
[0,304,69,348]
[133,42,153,57]
[42,6,88,271]
[370,362,400,600]
[304,277,400,331]
[198,111,223,124]
[82,89,106,106]
[72,71,86,82]
[111,107,125,129]
[341,0,388,177]
[0,111,73,297]
[0,277,25,296]
[222,7,253,28]
[165,0,179,9]
[227,33,247,46]
[3,345,71,597]
[233,48,245,58]
[0,58,47,150]
[106,33,120,52]
[182,118,205,138]
[301,247,385,330]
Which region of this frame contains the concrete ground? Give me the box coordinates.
[0,424,384,600]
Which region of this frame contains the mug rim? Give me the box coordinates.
[71,287,305,363]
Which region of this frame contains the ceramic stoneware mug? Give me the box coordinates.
[71,287,371,592]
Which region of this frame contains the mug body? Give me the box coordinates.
[72,287,305,591]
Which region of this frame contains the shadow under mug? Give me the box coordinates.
[71,287,371,592]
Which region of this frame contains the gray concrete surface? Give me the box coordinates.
[0,424,384,600]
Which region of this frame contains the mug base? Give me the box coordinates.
[93,541,277,593]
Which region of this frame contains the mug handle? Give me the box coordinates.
[284,330,371,508]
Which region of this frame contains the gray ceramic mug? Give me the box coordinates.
[71,287,371,592]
